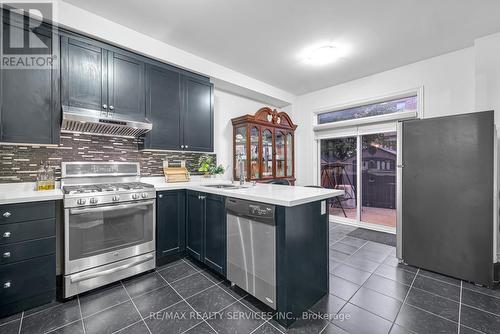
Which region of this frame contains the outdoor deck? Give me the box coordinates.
[330,206,396,228]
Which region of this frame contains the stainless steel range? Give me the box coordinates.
[61,162,156,298]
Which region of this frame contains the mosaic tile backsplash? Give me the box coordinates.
[0,133,216,182]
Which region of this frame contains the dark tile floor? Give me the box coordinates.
[2,222,500,333]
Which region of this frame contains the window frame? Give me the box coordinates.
[312,87,423,131]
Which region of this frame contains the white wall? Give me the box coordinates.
[475,32,500,126]
[292,47,476,185]
[213,89,279,179]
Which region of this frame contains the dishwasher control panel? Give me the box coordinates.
[249,204,273,217]
[226,198,275,223]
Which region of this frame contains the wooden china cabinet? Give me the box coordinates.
[231,107,297,184]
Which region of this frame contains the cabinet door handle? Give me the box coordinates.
[3,281,11,289]
[158,194,163,199]
[2,252,10,258]
[109,105,114,111]
[102,104,108,109]
[2,212,11,218]
[185,145,189,149]
[2,232,11,238]
[181,145,184,149]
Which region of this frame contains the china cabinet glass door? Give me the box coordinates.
[235,126,247,180]
[231,108,296,183]
[286,133,293,177]
[276,131,285,177]
[262,129,274,178]
[250,127,260,179]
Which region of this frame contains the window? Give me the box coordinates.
[317,95,417,125]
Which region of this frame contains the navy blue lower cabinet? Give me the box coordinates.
[186,191,226,276]
[275,200,329,327]
[156,190,186,265]
[203,193,226,275]
[186,191,204,261]
[0,201,57,318]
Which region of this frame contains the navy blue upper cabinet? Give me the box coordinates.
[182,76,214,152]
[107,51,145,118]
[142,69,214,152]
[1,16,60,144]
[61,34,146,119]
[60,29,212,152]
[143,64,182,150]
[61,36,107,111]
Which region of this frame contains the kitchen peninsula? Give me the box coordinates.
[152,179,343,326]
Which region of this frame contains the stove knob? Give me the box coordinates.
[90,198,98,204]
[77,199,86,205]
[132,193,140,200]
[112,195,120,202]
[141,193,148,199]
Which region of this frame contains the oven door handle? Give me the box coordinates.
[70,253,154,283]
[69,200,155,214]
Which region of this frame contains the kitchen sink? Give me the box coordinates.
[202,184,247,189]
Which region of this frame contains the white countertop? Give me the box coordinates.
[0,177,343,207]
[0,182,64,205]
[143,177,344,207]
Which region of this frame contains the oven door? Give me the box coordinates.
[64,200,155,275]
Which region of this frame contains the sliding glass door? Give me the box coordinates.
[320,137,357,220]
[319,127,398,232]
[360,132,397,228]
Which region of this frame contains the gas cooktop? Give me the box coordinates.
[63,182,154,195]
[61,162,156,208]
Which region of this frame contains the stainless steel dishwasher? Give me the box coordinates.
[226,198,276,309]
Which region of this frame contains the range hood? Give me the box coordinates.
[61,106,152,138]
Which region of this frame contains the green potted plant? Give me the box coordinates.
[198,155,225,178]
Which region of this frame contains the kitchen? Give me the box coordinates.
[1,1,500,334]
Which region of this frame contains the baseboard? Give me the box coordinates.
[156,252,185,267]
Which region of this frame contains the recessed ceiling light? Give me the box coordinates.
[301,43,347,66]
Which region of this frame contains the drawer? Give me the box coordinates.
[0,201,55,224]
[0,219,55,245]
[0,255,55,305]
[0,237,55,265]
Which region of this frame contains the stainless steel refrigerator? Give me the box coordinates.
[398,110,496,286]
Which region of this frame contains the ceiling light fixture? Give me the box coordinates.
[301,43,347,66]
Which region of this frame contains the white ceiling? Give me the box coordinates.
[62,0,500,95]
